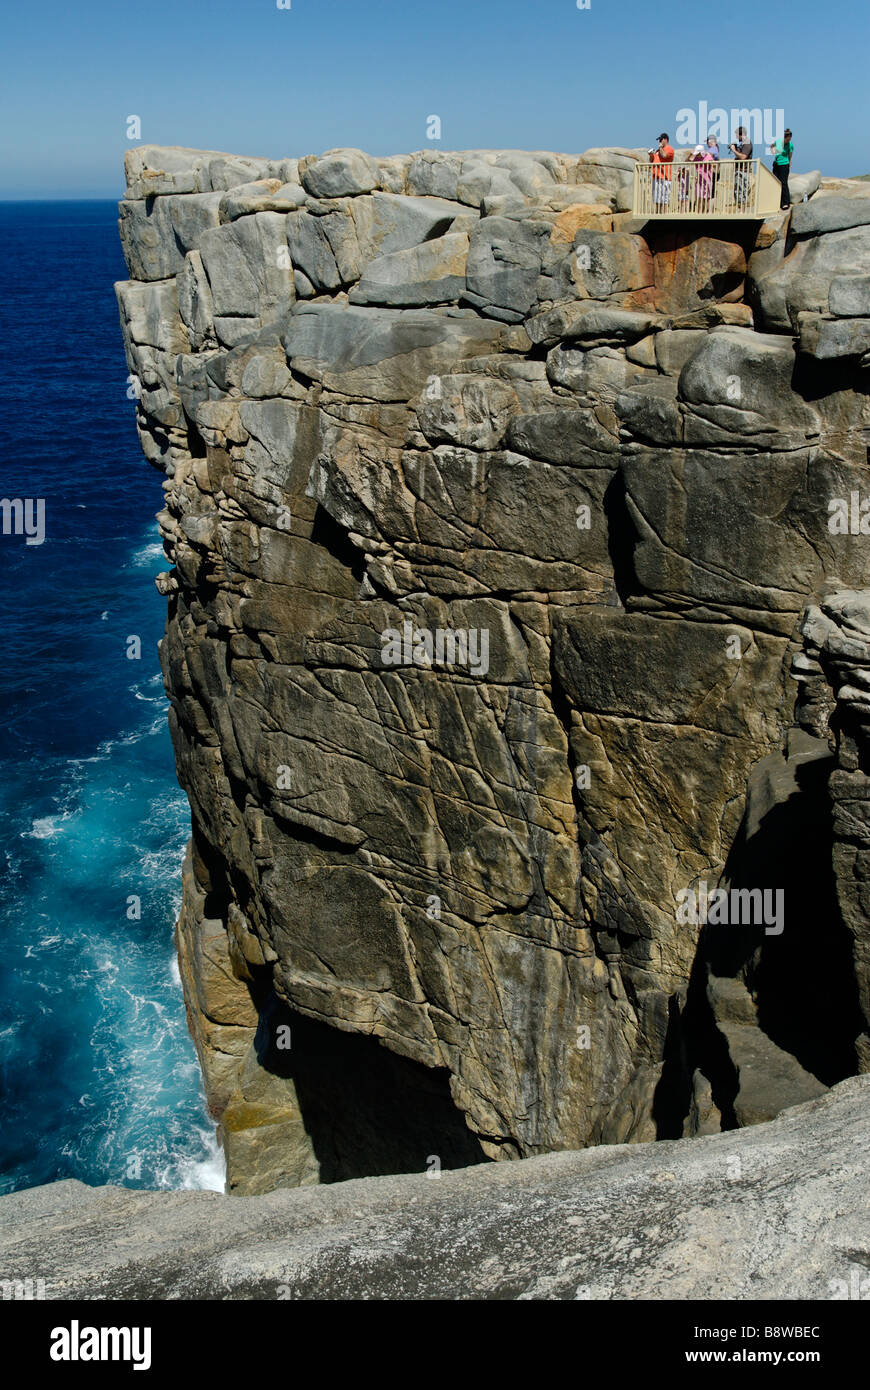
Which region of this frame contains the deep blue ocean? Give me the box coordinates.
[0,201,223,1194]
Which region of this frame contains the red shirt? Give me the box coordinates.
[652,144,674,178]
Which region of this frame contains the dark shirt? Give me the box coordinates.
[732,139,753,160]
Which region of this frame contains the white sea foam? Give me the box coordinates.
[127,540,164,570]
[24,935,63,957]
[154,1127,226,1193]
[178,1143,227,1193]
[24,813,73,840]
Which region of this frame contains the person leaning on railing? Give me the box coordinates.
[648,132,674,206]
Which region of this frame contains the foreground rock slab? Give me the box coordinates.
[2,1078,867,1301]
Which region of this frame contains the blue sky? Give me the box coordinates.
[1,0,867,198]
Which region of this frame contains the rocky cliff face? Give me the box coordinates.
[116,144,870,1195]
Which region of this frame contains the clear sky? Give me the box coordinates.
[1,0,867,198]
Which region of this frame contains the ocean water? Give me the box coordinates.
[0,201,224,1194]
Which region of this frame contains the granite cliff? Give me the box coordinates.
[116,144,870,1195]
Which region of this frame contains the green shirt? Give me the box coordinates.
[773,139,793,165]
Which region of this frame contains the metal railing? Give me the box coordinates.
[633,157,774,218]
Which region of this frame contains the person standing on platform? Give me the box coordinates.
[729,125,753,207]
[649,132,674,207]
[770,128,794,209]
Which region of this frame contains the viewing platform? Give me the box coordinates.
[633,158,783,219]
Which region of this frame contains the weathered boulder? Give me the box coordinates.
[285,209,343,291]
[676,326,819,446]
[219,180,307,221]
[568,229,654,306]
[548,203,613,240]
[650,231,747,314]
[352,192,471,261]
[415,373,520,449]
[572,148,643,212]
[829,274,870,316]
[465,216,555,321]
[119,193,223,281]
[751,222,870,333]
[282,303,524,400]
[198,213,295,344]
[619,445,870,633]
[299,148,380,198]
[527,300,664,347]
[176,250,217,350]
[788,169,822,202]
[123,145,298,199]
[791,193,870,237]
[797,313,870,360]
[349,231,469,306]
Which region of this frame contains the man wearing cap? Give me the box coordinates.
[649,132,674,207]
